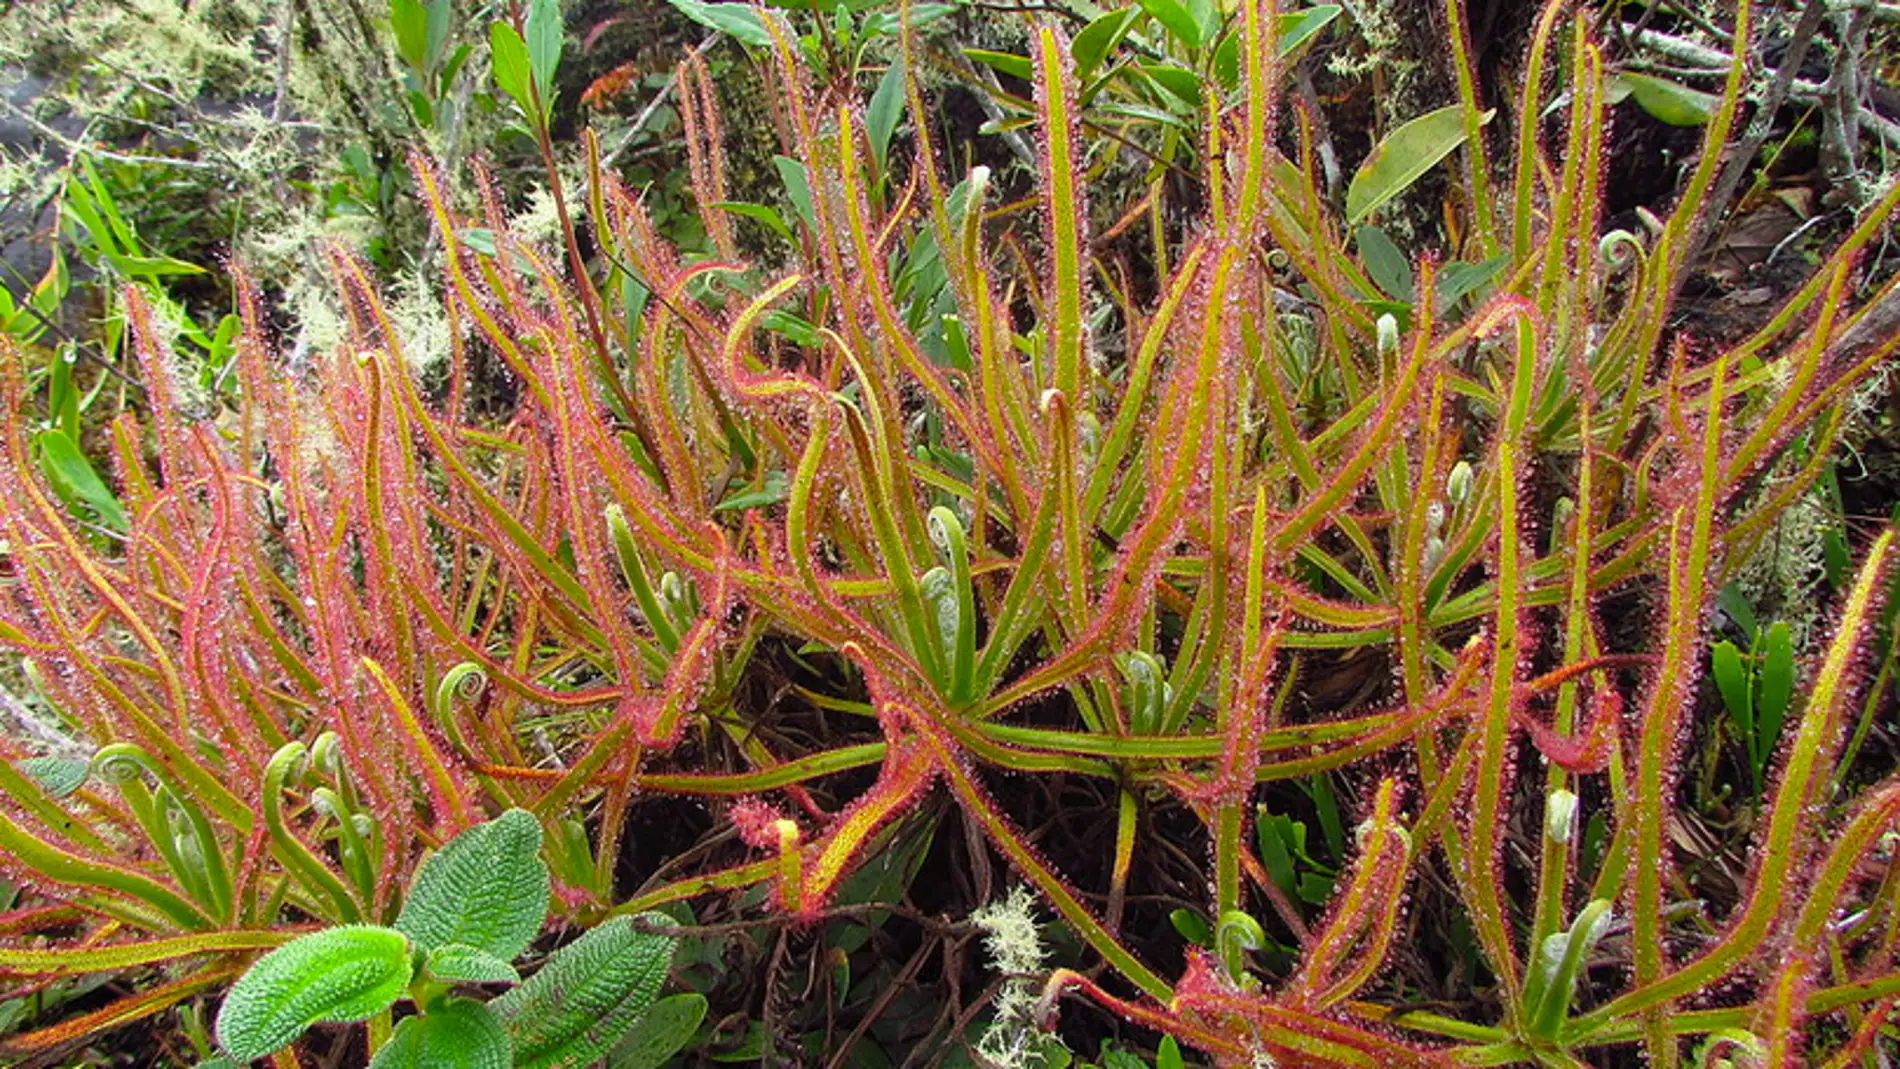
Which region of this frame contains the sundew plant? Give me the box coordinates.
[2,0,1900,1065]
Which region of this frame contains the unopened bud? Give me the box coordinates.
[1447,460,1474,506]
[1546,788,1579,844]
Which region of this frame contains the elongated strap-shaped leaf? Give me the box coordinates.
[397,808,549,960]
[0,811,212,932]
[368,999,511,1069]
[493,915,679,1069]
[2,962,242,1057]
[215,925,412,1062]
[0,929,289,975]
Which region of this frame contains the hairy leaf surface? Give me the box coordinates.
[215,926,411,1062]
[396,808,549,960]
[493,915,679,1069]
[368,1000,511,1069]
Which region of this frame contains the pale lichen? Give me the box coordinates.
[969,885,1054,1069]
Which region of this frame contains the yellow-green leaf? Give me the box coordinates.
[1346,104,1493,225]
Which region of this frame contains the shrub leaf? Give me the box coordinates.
[397,808,549,961]
[368,999,511,1069]
[426,943,523,985]
[493,915,680,1069]
[215,925,412,1062]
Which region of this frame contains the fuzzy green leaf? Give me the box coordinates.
[426,943,523,985]
[606,993,708,1069]
[1346,104,1491,225]
[493,915,680,1069]
[369,1000,511,1069]
[17,756,89,799]
[216,925,412,1062]
[396,809,549,961]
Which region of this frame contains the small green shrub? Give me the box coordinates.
[214,809,689,1068]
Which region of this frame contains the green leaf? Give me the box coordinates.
[1254,811,1298,896]
[761,309,821,347]
[1356,225,1414,302]
[667,0,774,47]
[494,915,682,1069]
[1072,8,1137,80]
[606,993,708,1069]
[713,471,789,513]
[1610,72,1719,126]
[866,57,907,177]
[1156,1035,1184,1069]
[216,926,412,1062]
[425,0,453,73]
[713,202,794,242]
[1823,527,1851,590]
[36,428,127,532]
[396,809,549,961]
[860,3,957,38]
[773,156,815,232]
[1141,63,1203,108]
[1716,582,1759,643]
[1276,5,1340,57]
[963,48,1032,82]
[391,0,430,73]
[1296,872,1335,905]
[1168,908,1211,945]
[1346,103,1492,225]
[100,252,205,278]
[1526,899,1612,1038]
[1756,622,1795,767]
[489,21,535,120]
[18,756,89,798]
[525,0,563,116]
[1137,0,1203,49]
[369,1000,511,1069]
[426,943,523,985]
[1434,255,1508,311]
[1711,641,1753,743]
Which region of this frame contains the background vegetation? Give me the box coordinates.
[2,1,1900,1067]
